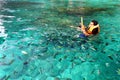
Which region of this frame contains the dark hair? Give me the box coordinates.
[92,27,98,35]
[91,20,98,26]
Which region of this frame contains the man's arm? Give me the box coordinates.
[80,23,90,36]
[81,28,90,36]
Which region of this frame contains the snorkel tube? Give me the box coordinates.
[81,16,83,25]
[79,17,83,28]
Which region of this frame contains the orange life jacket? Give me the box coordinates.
[87,24,100,34]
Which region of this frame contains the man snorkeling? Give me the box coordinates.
[78,18,100,38]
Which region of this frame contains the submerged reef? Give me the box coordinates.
[51,7,114,16]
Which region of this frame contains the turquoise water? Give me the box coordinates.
[0,0,120,80]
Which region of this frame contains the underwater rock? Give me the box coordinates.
[53,7,113,16]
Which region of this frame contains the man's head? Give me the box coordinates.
[89,20,98,27]
[88,20,100,35]
[91,20,98,26]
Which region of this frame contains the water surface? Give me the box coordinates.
[0,0,120,80]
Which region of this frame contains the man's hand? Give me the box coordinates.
[80,22,85,30]
[77,27,81,31]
